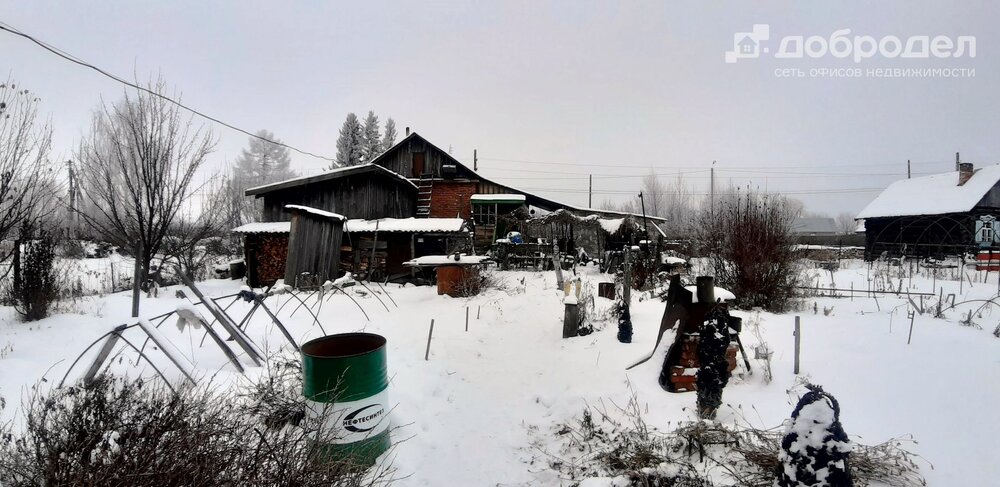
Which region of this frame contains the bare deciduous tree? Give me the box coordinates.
[76,79,215,313]
[696,187,801,312]
[836,212,857,235]
[0,79,58,275]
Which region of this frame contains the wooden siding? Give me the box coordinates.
[374,136,477,179]
[262,176,415,222]
[864,212,979,260]
[284,213,344,287]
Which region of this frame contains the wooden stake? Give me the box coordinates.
[907,311,916,345]
[477,305,481,319]
[465,307,469,332]
[793,316,801,375]
[424,319,435,361]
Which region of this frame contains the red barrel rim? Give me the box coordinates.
[302,333,386,359]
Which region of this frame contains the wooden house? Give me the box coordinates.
[857,163,1000,260]
[367,131,668,250]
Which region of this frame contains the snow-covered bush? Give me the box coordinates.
[696,307,732,420]
[10,228,61,321]
[695,189,801,312]
[775,384,853,487]
[0,375,394,486]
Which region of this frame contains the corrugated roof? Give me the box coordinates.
[856,164,1000,219]
[232,222,291,234]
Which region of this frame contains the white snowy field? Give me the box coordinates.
[1,260,999,485]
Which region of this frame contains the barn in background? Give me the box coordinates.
[857,162,1000,260]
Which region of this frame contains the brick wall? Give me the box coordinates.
[430,180,476,219]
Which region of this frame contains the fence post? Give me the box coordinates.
[465,307,469,332]
[424,319,435,361]
[907,311,916,345]
[793,316,801,375]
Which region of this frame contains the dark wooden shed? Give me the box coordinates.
[246,164,417,222]
[284,205,345,288]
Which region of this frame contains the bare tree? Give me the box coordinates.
[836,212,857,235]
[159,177,231,282]
[641,171,666,218]
[76,79,215,314]
[0,79,58,275]
[695,187,801,312]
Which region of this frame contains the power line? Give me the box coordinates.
[479,156,953,171]
[0,20,337,164]
[516,187,884,196]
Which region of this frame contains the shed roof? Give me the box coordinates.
[232,218,469,235]
[231,222,292,234]
[857,164,1000,219]
[792,217,838,235]
[285,205,346,221]
[344,217,468,233]
[245,163,417,196]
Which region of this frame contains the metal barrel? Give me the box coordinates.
[302,333,390,466]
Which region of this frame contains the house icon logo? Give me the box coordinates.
[725,24,770,63]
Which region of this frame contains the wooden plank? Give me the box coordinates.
[82,325,127,384]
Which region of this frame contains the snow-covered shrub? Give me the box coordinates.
[615,294,632,343]
[694,189,801,312]
[11,228,61,321]
[775,384,853,487]
[0,375,394,486]
[696,307,732,420]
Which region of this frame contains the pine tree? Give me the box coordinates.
[776,384,854,487]
[696,306,731,420]
[233,130,296,185]
[335,113,364,167]
[382,117,397,151]
[361,110,382,162]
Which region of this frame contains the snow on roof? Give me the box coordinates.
[792,217,838,235]
[856,164,1000,219]
[345,218,467,233]
[232,222,291,234]
[470,194,526,202]
[245,163,416,196]
[285,205,346,221]
[598,218,625,234]
[403,254,492,266]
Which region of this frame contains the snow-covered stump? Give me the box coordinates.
[776,384,854,487]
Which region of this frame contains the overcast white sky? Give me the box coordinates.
[2,1,998,216]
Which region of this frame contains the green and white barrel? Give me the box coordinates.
[302,333,390,466]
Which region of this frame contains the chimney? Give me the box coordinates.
[959,162,974,186]
[405,126,410,136]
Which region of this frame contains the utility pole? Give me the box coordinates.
[710,160,716,218]
[638,192,649,242]
[588,174,593,208]
[907,159,911,179]
[473,149,478,172]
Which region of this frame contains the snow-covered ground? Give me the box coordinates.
[1,260,998,485]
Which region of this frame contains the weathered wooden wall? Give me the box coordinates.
[864,213,977,260]
[284,214,344,287]
[262,177,414,222]
[375,136,476,179]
